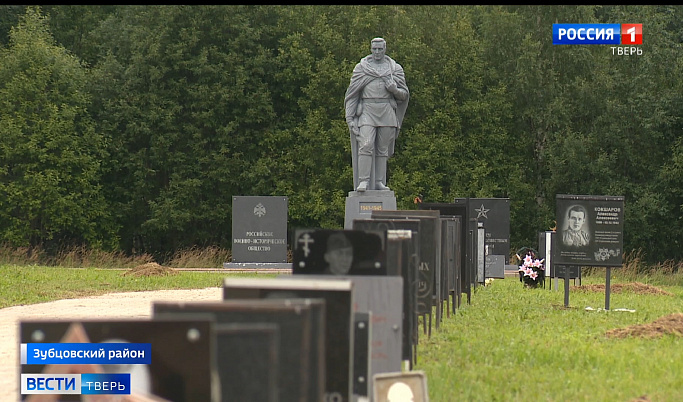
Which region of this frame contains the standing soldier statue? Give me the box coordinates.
[344,37,410,192]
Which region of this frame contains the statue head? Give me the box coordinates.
[371,37,386,61]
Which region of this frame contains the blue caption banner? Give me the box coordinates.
[553,23,621,45]
[81,373,131,395]
[23,343,152,365]
[21,374,131,395]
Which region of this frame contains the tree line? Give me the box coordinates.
[1,5,682,263]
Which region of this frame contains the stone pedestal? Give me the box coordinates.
[344,190,397,229]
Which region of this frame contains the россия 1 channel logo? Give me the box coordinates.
[553,23,643,45]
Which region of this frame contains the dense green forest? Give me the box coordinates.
[1,5,682,263]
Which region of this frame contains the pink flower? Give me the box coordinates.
[524,254,533,265]
[529,271,538,280]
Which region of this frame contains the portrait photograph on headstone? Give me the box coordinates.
[555,194,625,266]
[292,228,387,276]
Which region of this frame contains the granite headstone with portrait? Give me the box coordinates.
[292,228,387,276]
[555,194,625,267]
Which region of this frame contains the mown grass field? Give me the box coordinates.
[418,275,683,402]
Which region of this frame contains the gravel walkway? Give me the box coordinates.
[0,287,222,401]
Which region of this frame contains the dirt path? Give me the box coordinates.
[0,287,222,401]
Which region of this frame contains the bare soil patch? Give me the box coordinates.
[571,282,673,296]
[606,313,683,339]
[122,262,178,277]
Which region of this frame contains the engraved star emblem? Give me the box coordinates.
[475,204,490,219]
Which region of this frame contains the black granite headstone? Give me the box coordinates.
[453,198,511,264]
[292,229,387,276]
[277,298,327,401]
[371,210,441,335]
[20,319,217,402]
[222,277,354,402]
[441,216,462,316]
[214,323,280,402]
[369,211,439,318]
[417,203,470,304]
[153,300,317,402]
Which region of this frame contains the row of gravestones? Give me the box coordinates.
[20,200,511,402]
[20,276,425,402]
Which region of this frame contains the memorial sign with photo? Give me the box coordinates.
[555,194,625,266]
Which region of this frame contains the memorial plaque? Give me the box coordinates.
[292,229,387,276]
[279,298,327,402]
[223,277,354,402]
[387,228,419,367]
[230,196,288,264]
[153,300,317,402]
[272,274,404,398]
[354,220,419,368]
[353,312,371,398]
[555,194,625,267]
[454,197,511,264]
[215,323,280,402]
[20,319,217,402]
[351,276,403,391]
[485,255,506,279]
[441,216,462,315]
[370,210,440,318]
[418,202,470,305]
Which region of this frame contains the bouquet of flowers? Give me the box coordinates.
[516,248,545,288]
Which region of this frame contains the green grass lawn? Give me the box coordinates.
[417,276,683,402]
[0,265,267,309]
[3,264,683,401]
